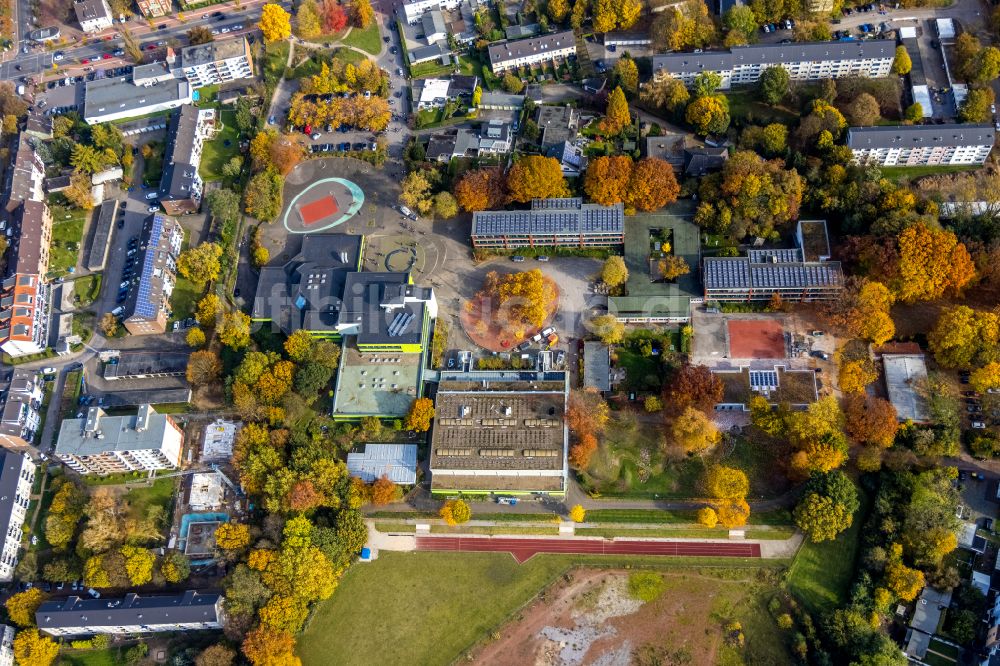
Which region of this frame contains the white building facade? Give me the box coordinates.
[847,124,995,166]
[0,453,36,582]
[488,31,577,73]
[652,40,895,89]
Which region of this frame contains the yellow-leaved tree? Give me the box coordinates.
[258,3,292,42]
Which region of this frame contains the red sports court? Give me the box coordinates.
[416,536,762,563]
[298,195,340,226]
[727,320,786,359]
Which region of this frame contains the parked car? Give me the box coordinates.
[147,205,159,213]
[145,192,159,200]
[511,255,525,262]
[536,255,549,262]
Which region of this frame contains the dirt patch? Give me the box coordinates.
[470,569,793,666]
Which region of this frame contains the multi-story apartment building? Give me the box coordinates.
[0,369,44,453]
[702,220,844,302]
[651,40,895,89]
[5,135,45,213]
[37,591,224,637]
[0,451,36,582]
[488,31,577,73]
[122,214,183,335]
[471,198,624,249]
[158,106,216,215]
[136,0,172,17]
[55,404,184,475]
[0,624,13,666]
[179,37,254,89]
[847,124,995,166]
[73,0,113,33]
[400,0,469,23]
[0,201,52,358]
[83,70,191,124]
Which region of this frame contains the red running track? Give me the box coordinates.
[416,536,762,563]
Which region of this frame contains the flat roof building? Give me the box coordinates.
[55,404,184,475]
[430,373,569,495]
[713,366,819,410]
[847,124,995,166]
[536,105,579,148]
[652,39,895,89]
[6,135,45,212]
[703,220,843,303]
[179,37,254,89]
[83,73,191,125]
[882,354,930,423]
[0,452,35,582]
[583,341,611,392]
[488,30,577,73]
[200,419,239,462]
[0,624,13,666]
[471,198,624,249]
[122,214,183,335]
[37,591,223,637]
[347,443,418,484]
[86,199,118,271]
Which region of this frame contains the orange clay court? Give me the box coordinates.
[298,195,340,226]
[727,320,786,359]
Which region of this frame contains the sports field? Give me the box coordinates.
[728,319,786,359]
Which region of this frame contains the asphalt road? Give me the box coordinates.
[0,0,290,81]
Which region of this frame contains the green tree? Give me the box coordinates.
[161,550,191,583]
[758,66,789,105]
[601,255,629,287]
[892,45,912,75]
[904,102,923,121]
[960,86,995,122]
[722,4,757,44]
[187,25,215,45]
[685,95,730,135]
[590,314,625,344]
[603,86,632,134]
[243,168,284,222]
[793,471,859,543]
[295,0,323,39]
[177,243,223,285]
[219,311,252,350]
[502,72,524,94]
[692,71,722,98]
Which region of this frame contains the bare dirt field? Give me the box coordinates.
[469,568,794,666]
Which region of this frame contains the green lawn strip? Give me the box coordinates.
[373,521,415,532]
[928,639,960,658]
[199,109,240,181]
[47,197,88,277]
[142,141,165,186]
[922,651,957,666]
[263,41,290,86]
[58,648,124,666]
[169,276,203,322]
[26,479,56,550]
[81,471,149,486]
[786,491,868,614]
[576,526,794,540]
[298,551,787,666]
[879,164,979,181]
[340,22,381,55]
[430,525,560,535]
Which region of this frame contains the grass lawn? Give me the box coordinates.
[169,276,202,322]
[122,477,176,524]
[923,651,958,666]
[47,197,88,278]
[58,649,122,666]
[615,347,667,392]
[263,41,290,86]
[879,164,979,181]
[298,551,786,666]
[787,491,868,614]
[199,109,240,182]
[410,55,480,79]
[725,89,798,125]
[142,141,165,187]
[341,22,381,55]
[71,274,102,307]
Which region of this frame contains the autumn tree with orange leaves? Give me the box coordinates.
[454,168,507,212]
[844,393,899,449]
[506,156,570,203]
[584,156,680,212]
[242,627,298,666]
[663,364,723,414]
[567,390,609,470]
[369,476,400,505]
[893,224,976,303]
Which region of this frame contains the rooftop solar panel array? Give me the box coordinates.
[749,370,778,389]
[746,248,802,263]
[133,215,165,319]
[704,258,843,290]
[472,202,624,237]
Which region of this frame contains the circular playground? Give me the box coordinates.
[281,176,365,233]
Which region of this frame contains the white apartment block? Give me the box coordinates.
[73,0,113,33]
[401,0,464,23]
[0,624,13,666]
[55,405,184,475]
[0,369,45,453]
[0,452,36,582]
[37,591,224,637]
[179,37,254,89]
[847,124,995,166]
[488,31,577,73]
[651,40,895,89]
